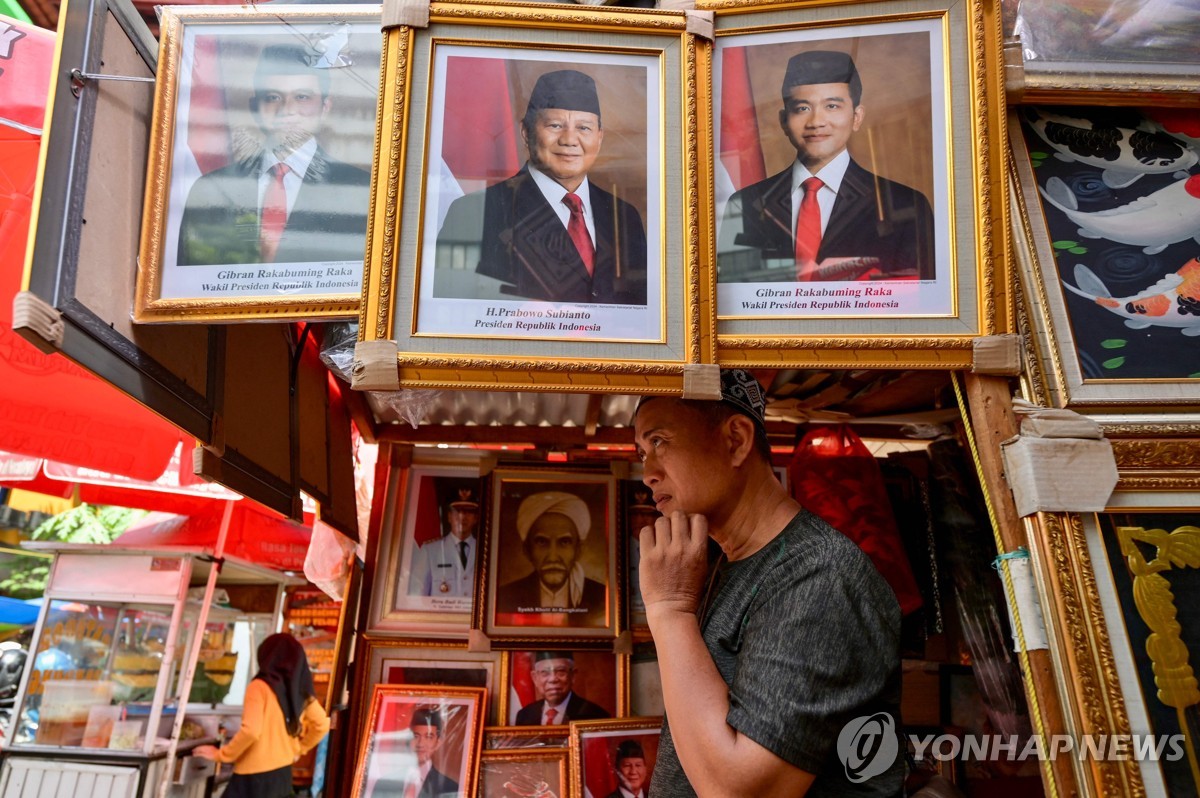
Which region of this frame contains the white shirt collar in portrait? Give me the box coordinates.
[258,137,320,215]
[527,163,597,245]
[617,787,645,798]
[789,148,851,241]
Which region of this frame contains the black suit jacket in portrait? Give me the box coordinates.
[717,158,935,282]
[176,145,371,267]
[434,166,648,304]
[495,571,609,628]
[370,766,459,798]
[514,691,610,726]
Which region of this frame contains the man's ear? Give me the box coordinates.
[725,414,758,468]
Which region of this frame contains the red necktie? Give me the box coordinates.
[544,707,558,725]
[794,176,824,281]
[562,193,595,277]
[260,163,290,262]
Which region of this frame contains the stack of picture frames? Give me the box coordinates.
[352,449,666,796]
[347,0,1009,396]
[1007,55,1200,797]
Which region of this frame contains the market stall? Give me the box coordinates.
[0,544,299,798]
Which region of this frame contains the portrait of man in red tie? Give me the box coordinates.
[175,42,372,268]
[716,49,935,283]
[433,68,648,305]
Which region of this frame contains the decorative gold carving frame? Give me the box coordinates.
[568,717,662,798]
[473,466,621,647]
[366,449,494,638]
[359,3,705,394]
[136,5,382,323]
[350,683,487,798]
[703,0,1008,369]
[1030,488,1200,797]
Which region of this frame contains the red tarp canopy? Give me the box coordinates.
[0,15,183,481]
[116,503,312,572]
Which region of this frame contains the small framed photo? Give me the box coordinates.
[352,684,486,798]
[479,748,570,798]
[353,638,502,727]
[356,3,705,394]
[484,726,570,750]
[477,469,619,644]
[500,651,624,727]
[1010,107,1200,408]
[137,5,382,323]
[368,451,489,636]
[704,0,1007,368]
[569,718,662,798]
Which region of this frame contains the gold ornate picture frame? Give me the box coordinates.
[702,0,1008,369]
[479,747,571,798]
[351,637,505,730]
[355,3,706,395]
[136,5,381,323]
[475,467,621,647]
[367,450,492,637]
[351,684,487,798]
[568,717,662,798]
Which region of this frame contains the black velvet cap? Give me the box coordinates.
[534,651,575,663]
[781,50,861,102]
[616,739,645,763]
[410,706,443,731]
[526,70,601,117]
[633,369,767,433]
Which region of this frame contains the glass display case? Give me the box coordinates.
[0,546,297,798]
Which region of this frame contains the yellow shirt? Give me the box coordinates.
[217,679,330,775]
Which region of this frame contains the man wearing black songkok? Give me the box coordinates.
[434,69,647,304]
[717,50,935,282]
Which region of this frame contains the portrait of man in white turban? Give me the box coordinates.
[495,490,608,627]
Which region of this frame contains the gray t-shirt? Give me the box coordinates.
[649,509,903,797]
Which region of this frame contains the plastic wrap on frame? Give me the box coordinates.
[484,728,570,750]
[1013,0,1199,65]
[479,757,563,798]
[319,321,359,381]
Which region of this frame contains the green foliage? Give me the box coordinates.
[1101,339,1128,350]
[0,505,147,598]
[1102,357,1127,370]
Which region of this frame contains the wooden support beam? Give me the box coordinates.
[962,373,1077,798]
[584,394,603,437]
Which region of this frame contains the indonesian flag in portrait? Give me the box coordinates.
[506,651,537,723]
[715,45,766,219]
[187,34,232,175]
[411,474,443,546]
[433,56,521,230]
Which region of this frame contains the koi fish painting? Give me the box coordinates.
[1019,106,1200,388]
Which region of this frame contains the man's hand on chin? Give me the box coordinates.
[638,511,709,620]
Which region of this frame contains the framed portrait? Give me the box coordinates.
[479,748,570,798]
[484,726,570,750]
[353,638,503,727]
[136,5,382,323]
[568,718,662,798]
[1048,488,1200,797]
[367,451,490,636]
[351,684,486,798]
[1010,108,1200,409]
[476,468,619,645]
[1010,0,1200,104]
[500,650,625,727]
[356,3,708,395]
[629,642,664,718]
[703,0,1008,368]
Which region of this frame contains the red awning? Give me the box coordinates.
[0,16,184,481]
[116,503,312,572]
